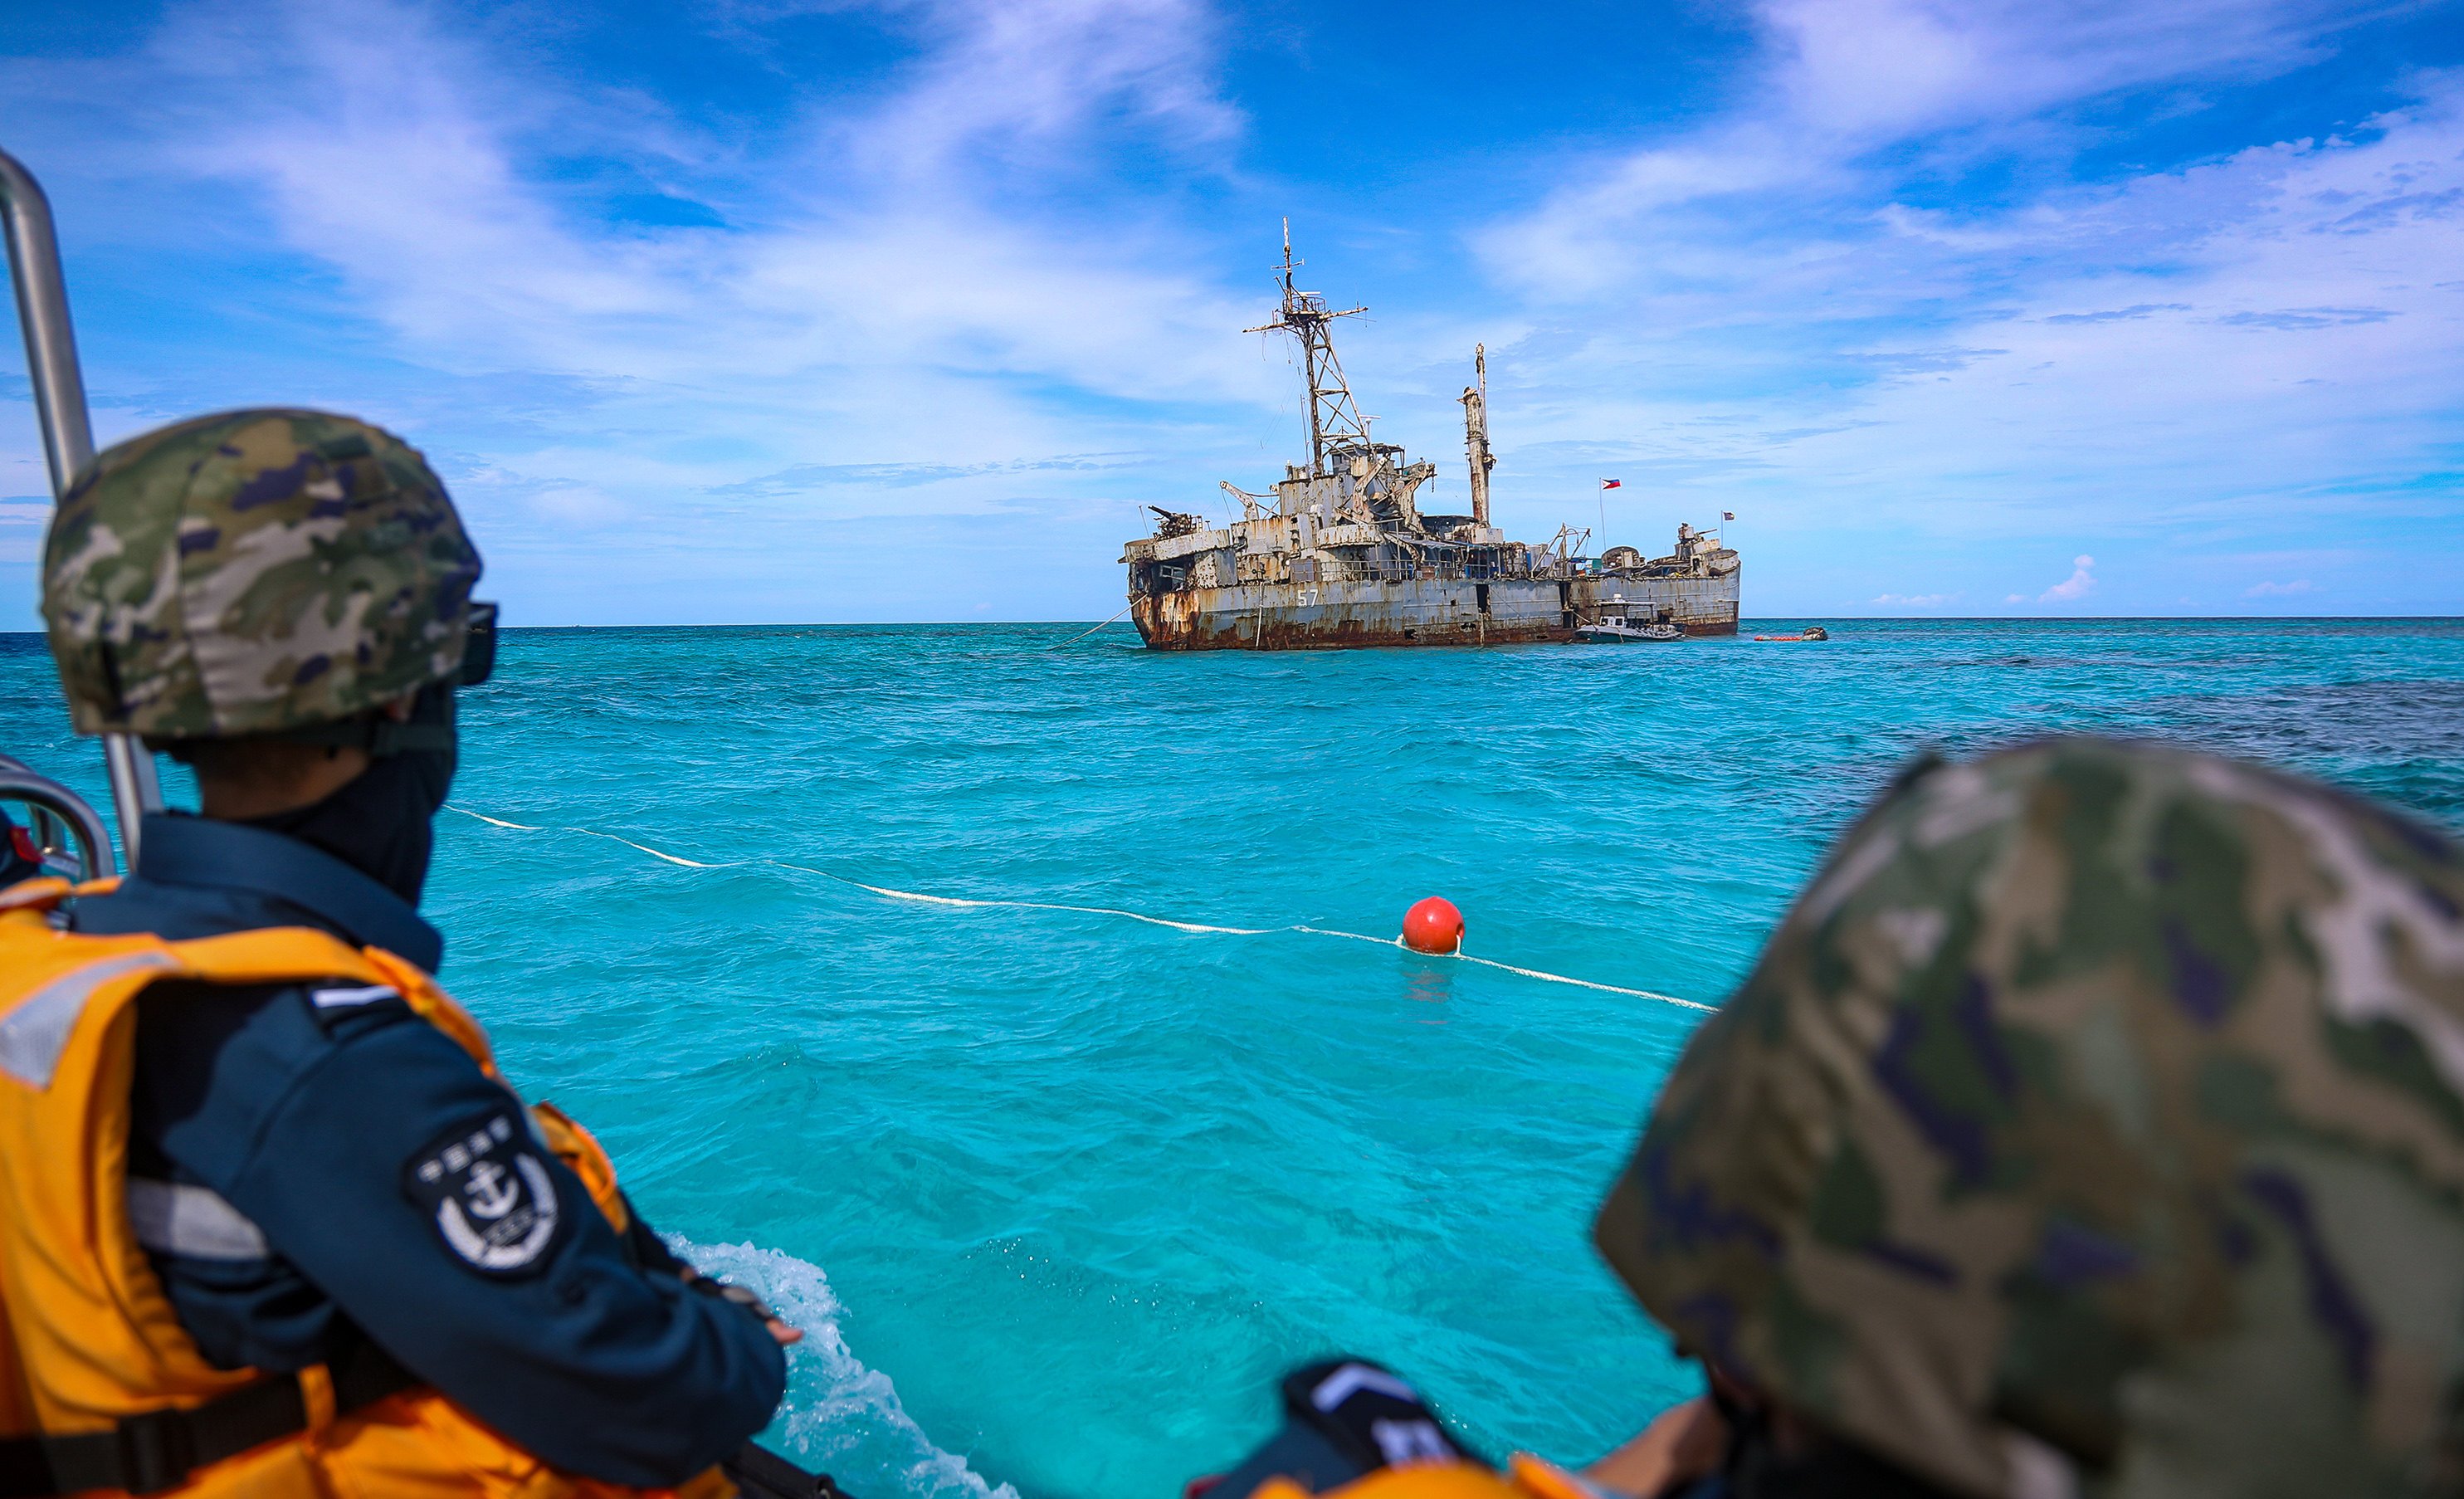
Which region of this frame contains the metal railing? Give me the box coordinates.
[1,145,162,863]
[1281,559,1577,587]
[0,753,114,881]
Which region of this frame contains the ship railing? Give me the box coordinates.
[1295,559,1549,586]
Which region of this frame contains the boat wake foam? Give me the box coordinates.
[446,805,1709,1011]
[672,1238,1018,1499]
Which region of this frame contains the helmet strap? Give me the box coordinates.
[236,684,456,759]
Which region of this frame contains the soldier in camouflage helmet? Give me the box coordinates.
[3,410,793,1497]
[1591,736,2464,1499]
[41,408,484,740]
[1186,738,2464,1499]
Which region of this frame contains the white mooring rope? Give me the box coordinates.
[1043,596,1144,651]
[444,805,1712,1012]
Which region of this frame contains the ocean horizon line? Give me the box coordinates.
[7,614,2462,636]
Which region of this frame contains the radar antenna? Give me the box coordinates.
[1246,219,1368,478]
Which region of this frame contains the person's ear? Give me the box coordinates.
[381,691,419,723]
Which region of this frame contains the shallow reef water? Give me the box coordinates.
[3,618,2460,1499]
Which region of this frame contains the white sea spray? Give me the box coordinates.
[673,1238,1019,1499]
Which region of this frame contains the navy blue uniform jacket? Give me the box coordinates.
[70,813,785,1487]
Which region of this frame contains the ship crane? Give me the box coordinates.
[1459,344,1495,529]
[1115,226,1743,648]
[1219,481,1268,520]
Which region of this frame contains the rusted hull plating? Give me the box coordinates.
[1120,234,1744,653]
[1593,575,1742,637]
[1132,574,1738,650]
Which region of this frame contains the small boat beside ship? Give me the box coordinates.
[1120,228,1740,651]
[1575,596,1686,643]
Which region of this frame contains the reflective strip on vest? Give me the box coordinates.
[0,919,719,1499]
[1310,1365,1421,1411]
[0,950,182,1086]
[127,1178,271,1261]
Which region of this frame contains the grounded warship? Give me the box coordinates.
[1120,230,1740,650]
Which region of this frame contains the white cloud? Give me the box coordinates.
[1469,3,2464,609]
[1764,0,2345,139]
[2040,554,2097,602]
[104,0,1263,443]
[0,0,1307,623]
[524,483,630,525]
[852,0,1239,178]
[2246,578,2316,596]
[1485,0,2362,302]
[2,0,2455,621]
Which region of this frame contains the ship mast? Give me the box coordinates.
[1460,343,1495,528]
[1247,219,1369,477]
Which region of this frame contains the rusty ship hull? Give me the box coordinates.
[1134,576,1574,650]
[1130,571,1738,650]
[1583,572,1742,637]
[1121,227,1740,652]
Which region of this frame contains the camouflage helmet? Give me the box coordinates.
[41,408,482,739]
[1597,739,2464,1499]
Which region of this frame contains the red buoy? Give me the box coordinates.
[1402,896,1465,955]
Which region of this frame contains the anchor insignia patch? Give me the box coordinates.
[405,1112,561,1277]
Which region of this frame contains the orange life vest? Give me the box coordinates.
[0,876,732,1499]
[1246,1453,1608,1499]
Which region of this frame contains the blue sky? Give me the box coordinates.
[2,0,2461,623]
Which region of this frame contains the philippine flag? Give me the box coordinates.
[1599,478,1622,490]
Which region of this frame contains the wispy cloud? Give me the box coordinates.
[40,0,1265,433]
[0,0,2456,622]
[1483,0,2374,302]
[2042,303,2191,324]
[715,453,1149,496]
[2038,554,2097,602]
[851,0,1240,177]
[0,0,1295,620]
[2214,306,2398,329]
[1468,1,2464,612]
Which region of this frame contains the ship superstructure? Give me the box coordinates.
[1121,228,1739,649]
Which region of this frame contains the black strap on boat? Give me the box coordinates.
[722,1442,855,1499]
[0,1340,416,1497]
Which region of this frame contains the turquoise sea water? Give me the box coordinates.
[5,618,2464,1499]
